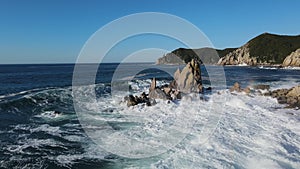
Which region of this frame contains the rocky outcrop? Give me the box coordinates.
[175,59,202,93]
[265,85,300,108]
[124,59,202,107]
[156,53,185,65]
[124,93,156,107]
[229,82,251,94]
[217,44,257,66]
[282,48,300,67]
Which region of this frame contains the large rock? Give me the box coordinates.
[149,88,169,100]
[286,86,300,97]
[175,59,202,93]
[217,44,257,66]
[283,49,300,67]
[268,85,300,108]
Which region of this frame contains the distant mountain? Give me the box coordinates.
[157,33,300,66]
[156,47,237,65]
[218,33,300,65]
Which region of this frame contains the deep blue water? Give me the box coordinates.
[0,63,299,168]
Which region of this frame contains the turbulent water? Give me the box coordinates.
[0,63,299,169]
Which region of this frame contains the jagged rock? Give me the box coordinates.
[149,88,169,100]
[217,44,257,66]
[124,95,138,107]
[268,86,300,108]
[230,82,241,92]
[150,78,156,92]
[283,49,300,67]
[286,86,300,97]
[170,90,181,100]
[175,59,202,93]
[163,87,171,95]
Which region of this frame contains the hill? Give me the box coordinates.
[218,33,300,65]
[156,47,237,65]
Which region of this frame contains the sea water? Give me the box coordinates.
[0,63,299,168]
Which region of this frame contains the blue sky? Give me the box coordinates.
[1,0,300,63]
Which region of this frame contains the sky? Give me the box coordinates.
[1,0,300,64]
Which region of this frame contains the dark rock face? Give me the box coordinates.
[124,95,138,107]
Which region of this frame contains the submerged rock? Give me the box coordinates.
[253,84,270,90]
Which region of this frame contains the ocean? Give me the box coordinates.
[0,63,300,169]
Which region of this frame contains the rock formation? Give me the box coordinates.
[156,53,185,65]
[175,59,202,93]
[124,59,202,107]
[217,44,257,66]
[229,82,252,94]
[264,86,300,108]
[282,48,300,67]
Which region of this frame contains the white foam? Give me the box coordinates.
[281,66,300,70]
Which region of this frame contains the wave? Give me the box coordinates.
[0,79,300,168]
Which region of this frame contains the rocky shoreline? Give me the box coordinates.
[156,33,300,67]
[229,82,300,109]
[124,60,300,110]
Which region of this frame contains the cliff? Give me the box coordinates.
[283,48,300,67]
[218,33,300,66]
[156,47,236,65]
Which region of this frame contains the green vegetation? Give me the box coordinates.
[158,33,300,65]
[248,33,300,64]
[170,47,237,64]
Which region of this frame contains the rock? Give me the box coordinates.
[283,49,300,67]
[230,82,241,92]
[253,84,270,90]
[163,87,171,95]
[156,53,185,65]
[149,88,169,100]
[268,86,300,108]
[174,68,181,81]
[243,87,251,94]
[217,44,257,66]
[169,80,177,90]
[150,78,156,92]
[175,59,202,93]
[286,86,300,97]
[170,90,181,100]
[124,95,138,107]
